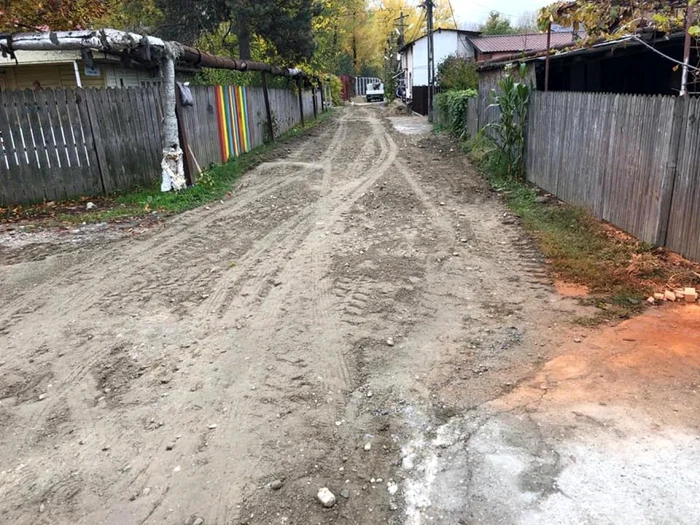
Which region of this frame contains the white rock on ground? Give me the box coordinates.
[317,487,336,508]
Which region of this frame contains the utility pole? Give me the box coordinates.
[395,10,408,48]
[394,10,409,101]
[681,4,694,97]
[425,0,435,120]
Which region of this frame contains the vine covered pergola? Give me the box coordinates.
[537,1,700,95]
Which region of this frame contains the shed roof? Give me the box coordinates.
[475,31,685,72]
[467,32,582,54]
[399,28,481,53]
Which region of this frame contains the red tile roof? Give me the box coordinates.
[468,32,582,54]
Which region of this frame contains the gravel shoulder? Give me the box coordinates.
[1,106,697,525]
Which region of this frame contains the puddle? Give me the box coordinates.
[389,116,432,135]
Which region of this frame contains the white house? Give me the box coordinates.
[398,28,479,103]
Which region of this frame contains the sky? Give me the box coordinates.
[449,0,553,27]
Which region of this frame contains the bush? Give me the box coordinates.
[435,89,477,138]
[486,64,531,179]
[328,75,343,106]
[437,54,478,91]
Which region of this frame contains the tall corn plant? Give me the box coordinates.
[486,64,531,179]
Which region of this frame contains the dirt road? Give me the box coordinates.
[1,106,699,525]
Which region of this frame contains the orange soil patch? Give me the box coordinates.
[493,305,700,425]
[555,280,590,297]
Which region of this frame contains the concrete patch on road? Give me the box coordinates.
[402,305,700,524]
[403,404,700,525]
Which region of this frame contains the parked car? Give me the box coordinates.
[366,81,385,103]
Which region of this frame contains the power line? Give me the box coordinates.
[407,11,426,44]
[447,0,458,29]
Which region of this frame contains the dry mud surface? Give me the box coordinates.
[1,106,699,525]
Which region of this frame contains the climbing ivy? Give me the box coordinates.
[435,89,477,138]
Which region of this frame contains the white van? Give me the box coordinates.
[366,81,385,103]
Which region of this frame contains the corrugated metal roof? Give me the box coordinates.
[468,32,582,53]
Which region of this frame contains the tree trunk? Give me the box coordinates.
[351,9,358,74]
[352,33,358,74]
[160,53,186,192]
[237,11,251,60]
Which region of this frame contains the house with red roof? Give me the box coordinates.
[398,29,581,115]
[467,32,582,62]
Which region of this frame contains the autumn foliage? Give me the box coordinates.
[0,0,110,32]
[538,0,695,40]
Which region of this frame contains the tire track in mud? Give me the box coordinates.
[0,119,344,329]
[196,112,351,319]
[197,108,386,320]
[0,115,355,523]
[206,108,401,525]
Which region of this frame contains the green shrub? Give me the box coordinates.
[328,75,343,106]
[437,54,478,91]
[486,63,531,179]
[435,89,477,138]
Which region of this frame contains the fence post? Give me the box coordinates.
[656,96,688,246]
[312,85,318,119]
[175,85,194,185]
[83,88,110,194]
[319,80,325,113]
[296,77,305,128]
[261,72,275,142]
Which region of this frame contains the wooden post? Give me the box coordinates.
[545,22,552,92]
[312,85,318,119]
[681,5,694,96]
[83,89,110,194]
[174,85,194,185]
[657,96,687,246]
[297,77,305,127]
[262,71,275,142]
[319,80,325,112]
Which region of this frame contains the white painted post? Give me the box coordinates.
[160,44,186,192]
[72,61,83,87]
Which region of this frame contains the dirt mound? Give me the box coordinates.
[385,99,410,116]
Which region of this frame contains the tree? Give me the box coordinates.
[437,54,478,90]
[479,11,515,35]
[154,0,317,64]
[537,1,693,40]
[514,10,538,33]
[98,0,163,33]
[155,0,227,45]
[226,0,317,63]
[0,0,110,31]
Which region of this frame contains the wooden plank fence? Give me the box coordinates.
[179,85,320,172]
[524,91,700,262]
[0,86,163,205]
[459,87,700,262]
[526,91,678,246]
[1,84,320,205]
[664,97,700,262]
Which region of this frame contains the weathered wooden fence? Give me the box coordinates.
[460,89,700,262]
[0,86,163,204]
[178,85,320,172]
[1,84,321,205]
[525,91,700,262]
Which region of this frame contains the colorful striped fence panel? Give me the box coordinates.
[215,85,252,162]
